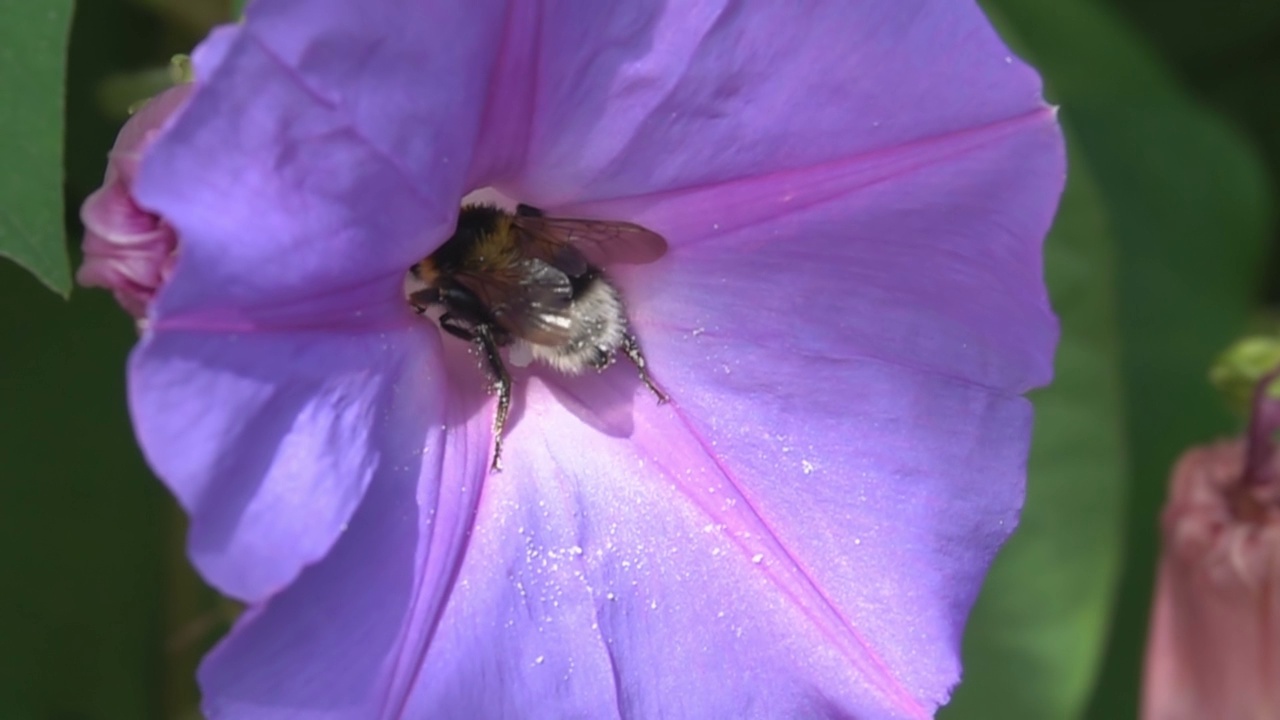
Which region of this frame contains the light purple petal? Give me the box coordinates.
[245,0,514,198]
[103,81,195,184]
[129,328,444,601]
[127,17,502,598]
[198,366,1023,717]
[191,110,1061,716]
[395,112,1062,717]
[398,374,1025,718]
[589,107,1061,394]
[133,15,498,329]
[492,0,1049,205]
[194,345,492,717]
[137,0,1063,715]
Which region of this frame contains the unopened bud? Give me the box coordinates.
[77,82,193,321]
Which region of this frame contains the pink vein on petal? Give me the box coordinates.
[567,106,1058,250]
[651,401,933,718]
[641,325,1020,400]
[467,0,539,188]
[384,408,491,720]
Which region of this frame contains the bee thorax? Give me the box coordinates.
[406,202,670,473]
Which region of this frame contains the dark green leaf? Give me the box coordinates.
[1074,98,1269,720]
[0,261,227,719]
[0,0,75,296]
[1108,0,1280,64]
[0,260,165,717]
[947,1,1272,718]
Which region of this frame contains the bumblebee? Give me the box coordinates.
[409,203,669,471]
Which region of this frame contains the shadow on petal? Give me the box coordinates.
[195,331,493,718]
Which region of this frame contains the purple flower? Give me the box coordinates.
[130,2,1063,718]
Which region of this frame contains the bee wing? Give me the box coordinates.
[455,258,575,345]
[513,215,668,273]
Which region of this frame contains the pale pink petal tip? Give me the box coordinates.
[1142,440,1280,720]
[76,83,193,318]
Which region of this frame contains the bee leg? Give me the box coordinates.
[438,313,478,342]
[473,324,512,473]
[621,332,668,404]
[408,288,440,315]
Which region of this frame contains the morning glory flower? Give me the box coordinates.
[129,2,1063,718]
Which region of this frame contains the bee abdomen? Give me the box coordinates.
[530,275,628,374]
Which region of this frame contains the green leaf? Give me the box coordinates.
[943,125,1129,720]
[1107,0,1280,64]
[0,260,164,716]
[1075,98,1269,720]
[0,262,227,719]
[0,0,75,296]
[946,1,1272,719]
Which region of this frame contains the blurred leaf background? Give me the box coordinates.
[0,0,1275,717]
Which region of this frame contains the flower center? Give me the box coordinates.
[404,193,669,471]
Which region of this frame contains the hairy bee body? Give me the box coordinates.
[408,202,668,470]
[534,271,625,373]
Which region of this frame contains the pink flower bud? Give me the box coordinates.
[1142,433,1280,718]
[77,83,193,319]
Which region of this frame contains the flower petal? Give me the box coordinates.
[78,181,175,317]
[245,0,514,198]
[133,13,499,330]
[143,1,1061,714]
[191,111,1061,717]
[128,327,445,601]
[420,113,1057,717]
[391,122,1058,719]
[193,346,492,717]
[194,363,1027,717]
[493,0,1050,205]
[127,11,508,600]
[105,82,195,185]
[77,83,192,318]
[588,105,1062,394]
[387,363,1022,718]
